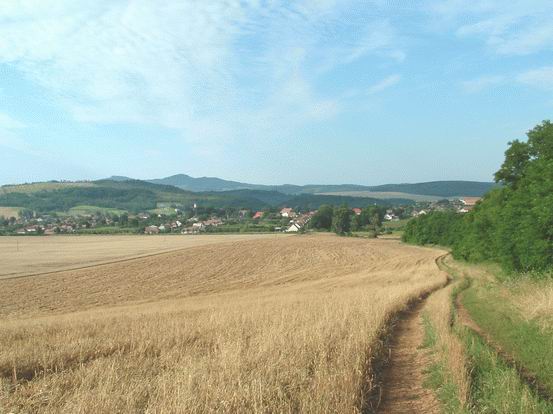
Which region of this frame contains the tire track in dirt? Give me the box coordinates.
[375,297,441,413]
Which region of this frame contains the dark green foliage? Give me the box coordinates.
[403,211,463,247]
[0,187,157,213]
[310,205,334,230]
[404,120,553,273]
[332,206,353,234]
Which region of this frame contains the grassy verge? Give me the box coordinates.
[426,256,553,413]
[462,281,553,396]
[421,314,469,414]
[462,327,553,413]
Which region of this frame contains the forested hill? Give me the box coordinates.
[403,120,553,273]
[0,179,414,214]
[114,174,497,197]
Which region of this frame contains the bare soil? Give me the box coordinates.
[377,299,441,414]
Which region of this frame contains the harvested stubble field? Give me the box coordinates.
[0,234,447,413]
[0,234,274,279]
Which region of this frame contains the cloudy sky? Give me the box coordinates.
[1,0,552,185]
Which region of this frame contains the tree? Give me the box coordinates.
[494,139,530,188]
[310,205,333,230]
[406,120,553,274]
[332,206,352,235]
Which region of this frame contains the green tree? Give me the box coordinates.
[310,205,333,230]
[494,140,530,188]
[332,206,352,235]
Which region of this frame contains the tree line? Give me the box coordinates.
[309,204,386,235]
[403,120,553,273]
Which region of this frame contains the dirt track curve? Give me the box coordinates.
[377,298,441,414]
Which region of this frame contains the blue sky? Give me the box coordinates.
[1,1,552,186]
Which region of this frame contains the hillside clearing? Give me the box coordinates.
[0,235,446,413]
[317,191,447,202]
[0,207,21,218]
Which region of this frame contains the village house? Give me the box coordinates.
[204,218,223,227]
[170,221,182,230]
[412,210,427,217]
[460,197,481,206]
[192,222,205,231]
[144,225,160,235]
[352,208,362,216]
[253,211,263,219]
[286,222,302,232]
[384,213,399,221]
[280,207,296,218]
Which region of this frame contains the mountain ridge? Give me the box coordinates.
[117,174,498,197]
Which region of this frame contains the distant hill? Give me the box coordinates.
[0,175,498,215]
[365,181,499,198]
[146,174,498,198]
[147,174,260,192]
[0,179,412,215]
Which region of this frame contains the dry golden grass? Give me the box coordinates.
[0,235,447,413]
[0,234,277,279]
[444,259,553,331]
[507,280,553,329]
[0,207,20,218]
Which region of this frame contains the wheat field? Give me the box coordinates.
[0,234,276,279]
[0,234,446,413]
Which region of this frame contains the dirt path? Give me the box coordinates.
[377,299,441,414]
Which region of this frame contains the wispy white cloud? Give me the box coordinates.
[0,113,26,130]
[0,112,29,152]
[517,66,553,90]
[430,0,553,55]
[461,75,505,93]
[0,0,404,154]
[344,21,405,64]
[368,74,401,94]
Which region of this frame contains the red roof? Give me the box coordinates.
[460,197,481,206]
[352,208,362,215]
[253,211,263,219]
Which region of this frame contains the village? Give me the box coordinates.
[0,197,481,236]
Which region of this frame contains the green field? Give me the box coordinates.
[67,205,128,216]
[0,181,94,195]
